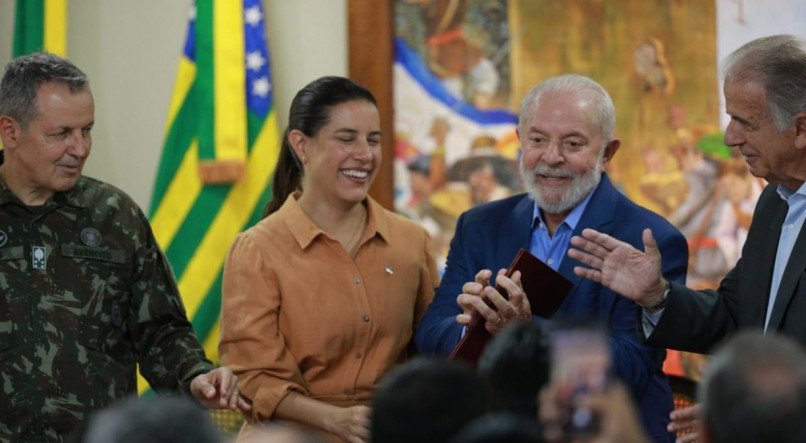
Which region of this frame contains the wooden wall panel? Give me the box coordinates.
[348,0,394,209]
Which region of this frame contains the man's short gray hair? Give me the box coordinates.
[518,74,616,143]
[0,52,89,129]
[723,34,806,132]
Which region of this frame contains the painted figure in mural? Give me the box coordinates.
[641,102,764,384]
[568,34,806,441]
[411,0,507,108]
[219,76,438,443]
[667,136,725,288]
[638,145,687,216]
[393,0,519,277]
[416,73,688,442]
[659,103,761,293]
[466,160,509,205]
[461,28,502,109]
[633,37,675,95]
[398,118,520,274]
[0,53,247,442]
[447,135,520,206]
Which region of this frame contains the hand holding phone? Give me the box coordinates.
[550,326,612,436]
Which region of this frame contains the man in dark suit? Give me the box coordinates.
[568,34,806,439]
[415,74,688,442]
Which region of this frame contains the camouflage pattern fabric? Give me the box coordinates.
[0,175,213,442]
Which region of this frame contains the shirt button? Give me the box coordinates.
[547,258,554,265]
[363,315,370,322]
[353,277,361,285]
[355,352,362,358]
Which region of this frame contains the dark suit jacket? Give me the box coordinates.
[415,174,688,442]
[648,184,806,352]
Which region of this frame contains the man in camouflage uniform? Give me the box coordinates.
[0,54,248,441]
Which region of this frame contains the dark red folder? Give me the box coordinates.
[449,248,573,365]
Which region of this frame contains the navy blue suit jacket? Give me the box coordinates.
[415,174,688,442]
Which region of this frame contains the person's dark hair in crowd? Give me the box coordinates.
[477,320,550,418]
[448,414,546,443]
[371,357,490,443]
[699,331,806,443]
[82,396,222,443]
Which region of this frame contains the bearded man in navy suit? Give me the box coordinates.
[415,74,688,442]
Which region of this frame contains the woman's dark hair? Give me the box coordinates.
[263,76,378,217]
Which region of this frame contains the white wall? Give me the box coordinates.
[715,0,806,129]
[0,0,347,211]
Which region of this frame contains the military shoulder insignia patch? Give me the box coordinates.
[32,245,47,270]
[80,227,102,247]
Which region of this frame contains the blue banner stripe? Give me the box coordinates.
[394,37,517,125]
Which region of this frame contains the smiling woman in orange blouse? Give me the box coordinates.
[219,76,439,443]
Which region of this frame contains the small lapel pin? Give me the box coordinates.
[385,265,394,275]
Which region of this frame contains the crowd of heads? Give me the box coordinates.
[367,327,806,443]
[83,325,806,443]
[82,396,222,443]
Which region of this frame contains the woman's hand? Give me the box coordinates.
[325,405,371,443]
[275,392,370,442]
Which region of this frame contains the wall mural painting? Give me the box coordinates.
[394,0,519,272]
[392,0,765,382]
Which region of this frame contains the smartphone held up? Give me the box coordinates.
[549,326,612,436]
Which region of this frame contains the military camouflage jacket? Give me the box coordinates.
[0,175,213,442]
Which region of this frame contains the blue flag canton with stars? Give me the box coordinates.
[178,0,271,118]
[182,4,197,61]
[244,0,272,118]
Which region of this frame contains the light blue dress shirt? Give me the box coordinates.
[529,190,595,270]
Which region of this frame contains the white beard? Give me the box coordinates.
[519,155,603,215]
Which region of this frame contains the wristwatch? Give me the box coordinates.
[646,279,671,311]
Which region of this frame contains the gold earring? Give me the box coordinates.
[300,156,308,164]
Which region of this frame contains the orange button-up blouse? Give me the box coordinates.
[220,193,438,426]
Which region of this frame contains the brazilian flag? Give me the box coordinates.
[13,0,67,57]
[143,0,279,391]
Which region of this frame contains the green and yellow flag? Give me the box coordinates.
[13,0,67,57]
[144,0,279,391]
